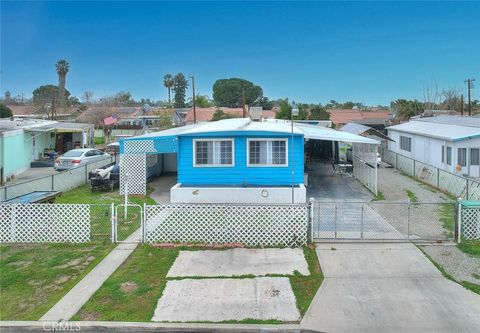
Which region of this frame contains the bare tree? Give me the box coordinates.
[82,91,94,105]
[423,78,440,110]
[441,87,461,111]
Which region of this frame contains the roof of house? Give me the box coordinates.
[0,118,57,133]
[127,118,379,145]
[184,107,279,123]
[386,116,480,141]
[328,109,392,125]
[412,115,480,128]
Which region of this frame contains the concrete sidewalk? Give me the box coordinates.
[301,243,480,333]
[40,237,139,321]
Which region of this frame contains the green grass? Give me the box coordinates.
[55,184,156,205]
[72,245,323,322]
[405,189,418,203]
[438,203,455,239]
[94,137,105,145]
[418,246,480,296]
[0,243,114,320]
[72,245,180,321]
[458,240,480,258]
[289,245,324,316]
[372,191,385,201]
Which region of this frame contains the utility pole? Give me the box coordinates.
[460,94,464,116]
[464,78,476,116]
[190,75,196,124]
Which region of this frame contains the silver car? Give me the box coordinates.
[54,148,110,171]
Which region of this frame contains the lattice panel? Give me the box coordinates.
[144,204,308,247]
[462,207,480,240]
[119,154,146,195]
[0,204,90,243]
[353,157,376,195]
[124,140,156,154]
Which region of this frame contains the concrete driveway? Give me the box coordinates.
[301,243,480,333]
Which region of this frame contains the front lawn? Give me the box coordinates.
[72,245,323,322]
[0,243,114,320]
[72,245,180,321]
[55,184,156,205]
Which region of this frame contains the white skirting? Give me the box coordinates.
[170,183,307,204]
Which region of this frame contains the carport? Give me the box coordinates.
[295,123,380,196]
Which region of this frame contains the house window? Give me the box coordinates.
[471,148,480,166]
[194,139,234,167]
[458,148,467,167]
[399,136,412,152]
[446,146,452,165]
[247,139,288,166]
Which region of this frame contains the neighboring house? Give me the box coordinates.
[0,118,94,182]
[387,115,480,178]
[78,105,169,128]
[7,105,82,121]
[184,107,279,124]
[119,118,379,203]
[328,108,392,130]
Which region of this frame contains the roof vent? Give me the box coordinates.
[249,106,263,121]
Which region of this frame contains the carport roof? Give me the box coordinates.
[126,118,380,145]
[25,122,93,133]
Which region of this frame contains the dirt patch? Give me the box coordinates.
[79,310,102,321]
[54,275,71,285]
[120,281,138,293]
[55,257,84,269]
[8,260,32,268]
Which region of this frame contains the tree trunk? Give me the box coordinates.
[58,75,66,107]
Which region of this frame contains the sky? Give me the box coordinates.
[1,1,479,106]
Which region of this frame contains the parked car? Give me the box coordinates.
[54,148,110,171]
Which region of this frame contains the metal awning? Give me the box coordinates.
[294,123,380,145]
[340,123,392,141]
[25,122,93,133]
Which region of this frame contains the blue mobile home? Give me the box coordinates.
[119,118,379,203]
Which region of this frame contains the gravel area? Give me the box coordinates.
[377,166,452,203]
[378,166,479,287]
[420,244,480,285]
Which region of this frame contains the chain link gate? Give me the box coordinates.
[311,200,457,242]
[112,204,143,243]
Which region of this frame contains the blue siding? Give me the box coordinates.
[177,131,304,186]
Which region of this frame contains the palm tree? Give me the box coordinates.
[163,74,174,107]
[55,59,70,107]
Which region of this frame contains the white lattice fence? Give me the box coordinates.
[144,204,308,247]
[461,206,480,240]
[0,204,90,243]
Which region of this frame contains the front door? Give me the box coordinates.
[470,148,480,177]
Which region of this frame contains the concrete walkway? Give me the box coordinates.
[40,234,139,321]
[148,173,177,203]
[301,243,480,333]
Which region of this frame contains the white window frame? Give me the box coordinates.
[246,138,289,167]
[193,138,235,167]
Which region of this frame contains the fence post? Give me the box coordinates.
[334,205,337,239]
[360,204,364,239]
[143,202,147,243]
[413,159,416,177]
[437,168,440,188]
[466,180,469,200]
[407,203,411,240]
[51,174,54,191]
[457,199,462,244]
[395,152,398,169]
[111,203,115,243]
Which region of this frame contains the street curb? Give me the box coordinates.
[0,321,322,333]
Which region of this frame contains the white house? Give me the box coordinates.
[387,115,480,178]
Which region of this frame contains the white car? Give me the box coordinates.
[54,148,110,171]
